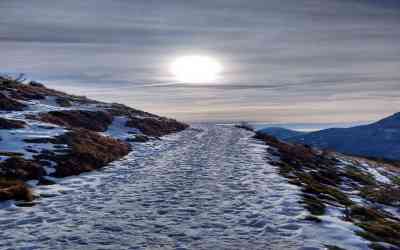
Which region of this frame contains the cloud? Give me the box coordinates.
[0,0,399,122]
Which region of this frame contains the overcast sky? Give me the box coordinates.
[1,0,400,123]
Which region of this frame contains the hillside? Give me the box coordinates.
[254,131,400,249]
[0,76,188,202]
[258,127,307,140]
[288,113,400,160]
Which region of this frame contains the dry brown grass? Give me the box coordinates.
[255,131,400,248]
[0,177,33,201]
[47,129,131,177]
[126,117,189,137]
[40,110,113,132]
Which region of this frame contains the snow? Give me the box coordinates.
[42,161,57,175]
[0,94,104,161]
[102,116,139,140]
[0,123,67,160]
[0,155,10,162]
[305,206,371,249]
[360,163,392,184]
[338,158,392,184]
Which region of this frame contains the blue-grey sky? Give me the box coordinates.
[1,0,400,123]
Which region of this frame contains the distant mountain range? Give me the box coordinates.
[258,112,400,160]
[258,127,307,140]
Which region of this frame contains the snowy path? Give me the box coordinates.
[1,125,332,249]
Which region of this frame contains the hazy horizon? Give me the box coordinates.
[1,0,400,123]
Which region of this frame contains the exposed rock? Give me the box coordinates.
[126,117,189,137]
[0,117,26,129]
[40,110,113,132]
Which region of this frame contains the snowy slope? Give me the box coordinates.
[0,76,188,201]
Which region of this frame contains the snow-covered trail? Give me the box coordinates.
[1,125,319,249]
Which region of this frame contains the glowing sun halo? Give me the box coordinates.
[170,55,222,83]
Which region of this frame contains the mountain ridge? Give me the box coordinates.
[258,112,400,160]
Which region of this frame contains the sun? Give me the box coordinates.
[170,55,222,83]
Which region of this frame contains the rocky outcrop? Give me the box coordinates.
[40,110,113,132]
